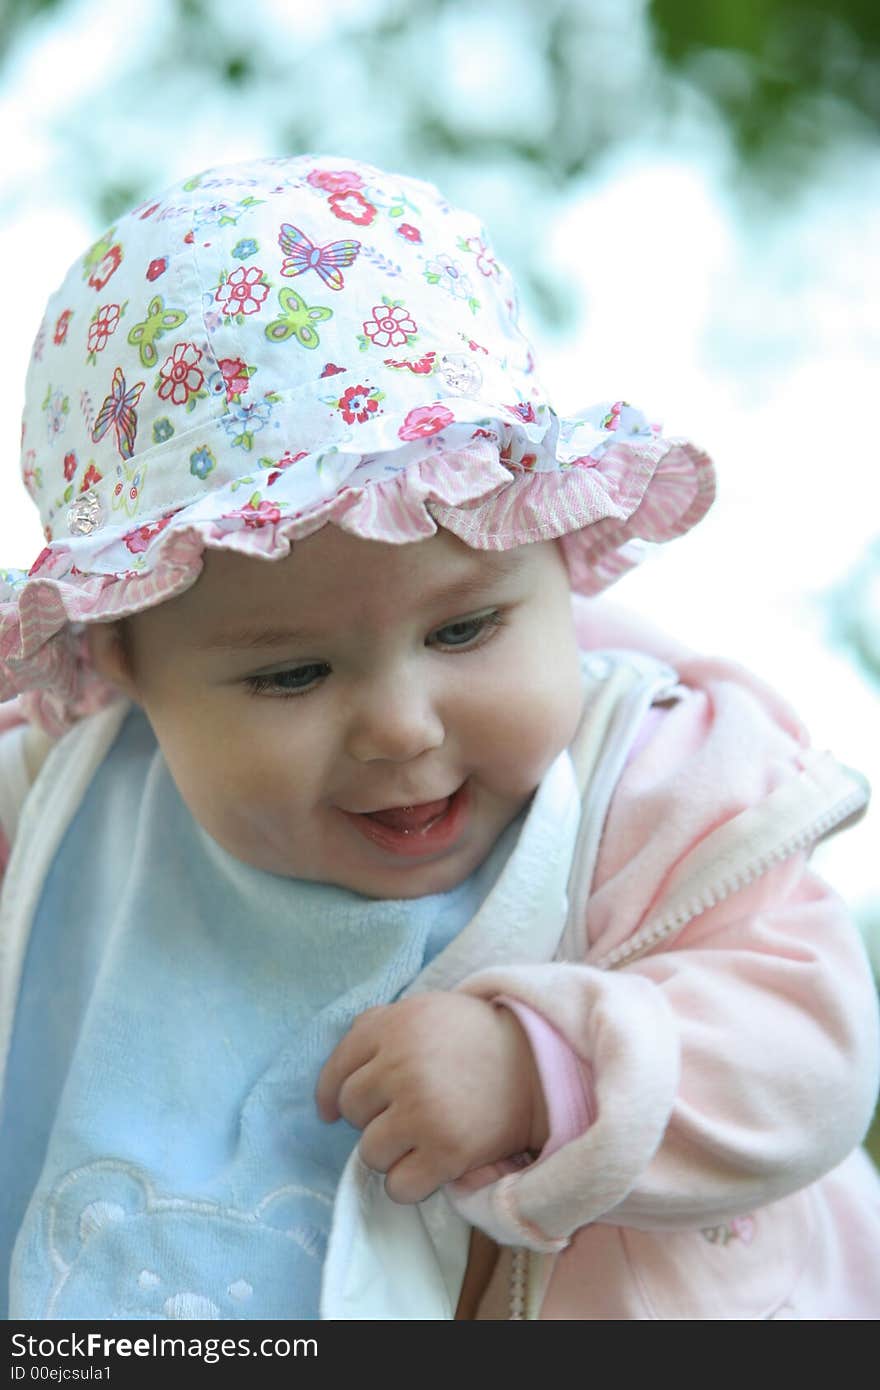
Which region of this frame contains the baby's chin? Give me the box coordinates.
[307,851,490,903]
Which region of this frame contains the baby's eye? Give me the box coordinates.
[429,611,503,651]
[244,662,330,698]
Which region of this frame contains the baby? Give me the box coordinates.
[0,156,878,1321]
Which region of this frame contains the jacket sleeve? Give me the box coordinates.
[446,671,879,1252]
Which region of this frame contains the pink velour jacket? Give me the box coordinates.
[447,599,880,1319]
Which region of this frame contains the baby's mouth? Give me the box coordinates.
[363,797,451,833]
[342,784,470,858]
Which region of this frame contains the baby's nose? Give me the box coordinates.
[345,676,445,764]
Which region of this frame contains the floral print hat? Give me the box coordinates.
[1,154,714,734]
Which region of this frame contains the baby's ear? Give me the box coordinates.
[85,620,141,703]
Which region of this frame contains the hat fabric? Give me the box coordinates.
[1,155,714,732]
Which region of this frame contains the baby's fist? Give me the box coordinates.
[315,992,548,1203]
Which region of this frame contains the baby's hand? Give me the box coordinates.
[315,993,548,1204]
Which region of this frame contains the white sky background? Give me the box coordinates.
[0,0,877,957]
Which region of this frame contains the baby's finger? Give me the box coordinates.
[336,1062,390,1131]
[383,1148,447,1206]
[358,1106,412,1176]
[315,1020,382,1122]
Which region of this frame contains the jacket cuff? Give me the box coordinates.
[448,966,681,1249]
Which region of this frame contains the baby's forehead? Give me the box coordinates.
[167,529,538,643]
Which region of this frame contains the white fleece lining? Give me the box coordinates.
[0,698,131,1093]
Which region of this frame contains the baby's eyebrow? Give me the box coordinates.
[196,550,527,651]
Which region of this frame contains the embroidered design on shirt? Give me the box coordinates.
[39,1158,333,1320]
[700,1214,756,1247]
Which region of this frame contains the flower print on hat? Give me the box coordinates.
[80,462,103,493]
[398,403,455,441]
[424,252,477,310]
[3,153,715,734]
[307,167,363,194]
[189,445,217,480]
[216,358,253,403]
[82,229,123,291]
[231,238,258,261]
[328,189,377,226]
[157,343,207,408]
[221,394,281,452]
[42,386,69,442]
[53,310,74,345]
[86,303,125,365]
[215,265,271,320]
[362,302,418,350]
[336,383,383,426]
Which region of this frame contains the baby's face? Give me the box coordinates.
[108,526,584,898]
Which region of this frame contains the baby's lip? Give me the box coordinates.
[342,786,463,817]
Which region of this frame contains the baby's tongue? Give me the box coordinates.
[366,797,450,831]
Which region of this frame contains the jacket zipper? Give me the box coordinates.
[599,778,868,971]
[509,1248,529,1319]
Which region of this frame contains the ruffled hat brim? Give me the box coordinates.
[0,422,714,734]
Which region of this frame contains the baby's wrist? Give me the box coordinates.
[492,1002,549,1157]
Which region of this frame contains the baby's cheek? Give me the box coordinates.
[156,722,265,834]
[519,697,580,779]
[476,677,581,797]
[523,637,582,733]
[210,758,299,831]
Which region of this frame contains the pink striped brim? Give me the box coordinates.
[0,435,714,734]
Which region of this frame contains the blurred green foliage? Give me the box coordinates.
[0,0,59,48]
[650,0,880,156]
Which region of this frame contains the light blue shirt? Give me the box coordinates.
[0,705,522,1320]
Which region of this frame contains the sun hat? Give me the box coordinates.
[0,154,714,734]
